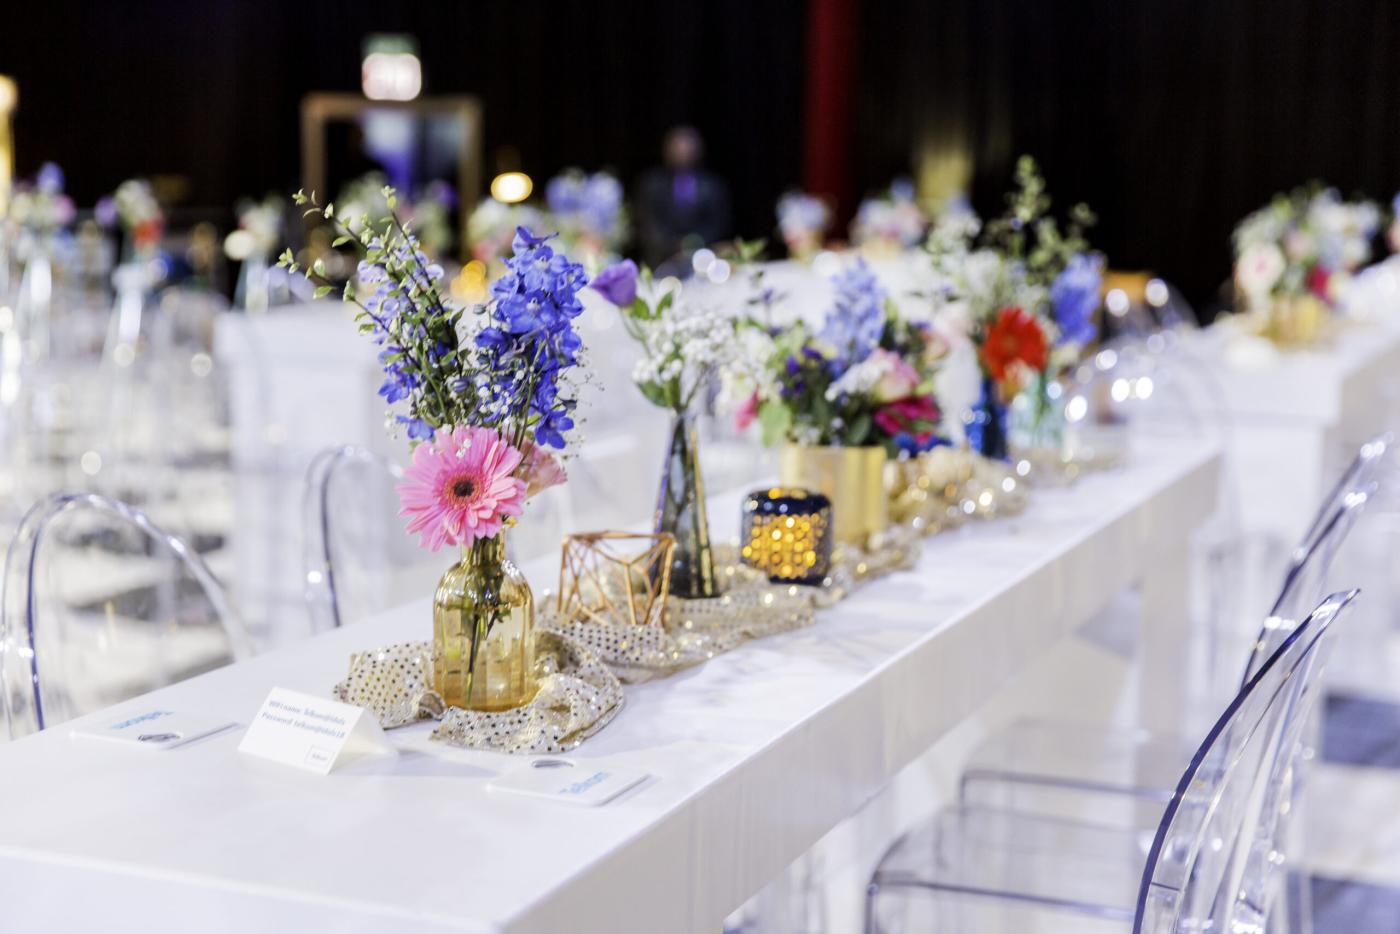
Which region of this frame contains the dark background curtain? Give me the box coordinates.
[855,0,1400,312]
[2,0,1399,310]
[0,0,807,239]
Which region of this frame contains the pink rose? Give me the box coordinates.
[735,392,760,431]
[871,349,921,403]
[519,440,568,498]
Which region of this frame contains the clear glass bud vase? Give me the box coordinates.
[432,532,538,711]
[654,410,717,599]
[1010,370,1065,455]
[15,241,53,362]
[235,250,272,313]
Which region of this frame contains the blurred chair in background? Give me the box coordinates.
[302,445,437,631]
[0,492,251,739]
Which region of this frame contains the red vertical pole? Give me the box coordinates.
[802,0,857,229]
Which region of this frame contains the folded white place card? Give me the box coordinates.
[488,759,647,807]
[238,688,396,775]
[72,709,236,750]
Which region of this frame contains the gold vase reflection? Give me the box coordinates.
[432,532,538,711]
[778,444,888,546]
[1262,295,1327,347]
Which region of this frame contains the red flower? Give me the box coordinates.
[133,217,164,248]
[873,394,941,440]
[1307,265,1333,301]
[980,306,1048,383]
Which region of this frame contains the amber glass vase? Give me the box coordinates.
[432,532,538,711]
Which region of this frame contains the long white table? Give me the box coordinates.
[1181,320,1400,544]
[0,440,1219,933]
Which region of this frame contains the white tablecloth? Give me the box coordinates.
[0,439,1219,933]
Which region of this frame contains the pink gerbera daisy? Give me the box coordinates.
[397,426,527,552]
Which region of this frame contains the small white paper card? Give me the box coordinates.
[72,709,236,750]
[488,759,647,807]
[238,688,396,775]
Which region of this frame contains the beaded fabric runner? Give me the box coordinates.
[541,532,922,683]
[333,631,624,755]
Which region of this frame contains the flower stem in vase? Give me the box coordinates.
[653,410,718,599]
[432,532,538,711]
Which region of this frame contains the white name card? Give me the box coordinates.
[71,709,236,750]
[238,688,396,775]
[488,759,648,807]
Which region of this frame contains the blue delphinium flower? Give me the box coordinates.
[581,173,623,234]
[819,259,887,372]
[545,175,583,215]
[397,415,435,441]
[475,226,589,448]
[377,346,418,403]
[1050,253,1103,346]
[548,171,623,238]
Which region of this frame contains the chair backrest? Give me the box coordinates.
[1060,337,1230,465]
[1134,590,1357,934]
[1293,434,1390,566]
[0,492,252,738]
[1239,434,1389,686]
[302,445,431,631]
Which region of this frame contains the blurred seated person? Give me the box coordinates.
[636,126,731,274]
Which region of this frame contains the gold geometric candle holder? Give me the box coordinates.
[557,531,677,628]
[740,488,834,585]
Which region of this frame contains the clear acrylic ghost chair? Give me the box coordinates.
[1060,335,1262,702]
[302,444,578,631]
[1055,334,1230,480]
[0,492,252,739]
[958,435,1387,817]
[865,590,1356,934]
[1096,277,1197,349]
[303,446,430,631]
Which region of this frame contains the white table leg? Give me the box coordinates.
[1138,540,1194,732]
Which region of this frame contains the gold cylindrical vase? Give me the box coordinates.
[1263,295,1326,347]
[779,444,888,546]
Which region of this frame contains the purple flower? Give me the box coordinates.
[590,259,638,306]
[36,163,64,195]
[94,196,118,228]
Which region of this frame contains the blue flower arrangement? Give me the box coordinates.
[819,259,887,372]
[1049,252,1104,348]
[279,189,586,453]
